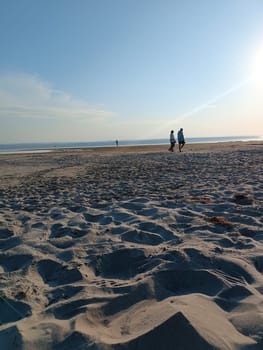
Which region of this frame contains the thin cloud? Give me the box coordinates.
[0,73,116,120]
[175,79,250,124]
[206,104,217,108]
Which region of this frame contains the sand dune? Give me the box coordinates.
[0,141,263,349]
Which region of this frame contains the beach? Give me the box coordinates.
[0,140,263,349]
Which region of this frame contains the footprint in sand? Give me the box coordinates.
[37,259,83,286]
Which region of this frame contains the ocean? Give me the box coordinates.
[0,135,262,154]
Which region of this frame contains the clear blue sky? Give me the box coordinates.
[0,0,263,143]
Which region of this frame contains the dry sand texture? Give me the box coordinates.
[0,141,263,349]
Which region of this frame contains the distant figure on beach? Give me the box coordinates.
[177,128,185,152]
[115,140,119,147]
[168,130,176,152]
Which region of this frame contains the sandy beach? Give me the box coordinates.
[0,141,263,349]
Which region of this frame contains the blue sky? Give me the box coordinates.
[0,0,263,143]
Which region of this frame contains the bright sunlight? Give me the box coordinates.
[250,42,263,84]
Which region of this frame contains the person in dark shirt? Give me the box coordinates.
[177,128,185,152]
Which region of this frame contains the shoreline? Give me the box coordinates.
[0,140,262,157]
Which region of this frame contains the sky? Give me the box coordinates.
[0,0,263,143]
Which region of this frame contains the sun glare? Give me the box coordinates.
[250,43,263,84]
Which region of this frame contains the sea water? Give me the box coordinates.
[0,135,262,154]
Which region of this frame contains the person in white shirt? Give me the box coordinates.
[168,130,176,152]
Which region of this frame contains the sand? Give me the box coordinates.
[0,141,263,349]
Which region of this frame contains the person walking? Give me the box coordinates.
[177,128,185,152]
[168,130,176,152]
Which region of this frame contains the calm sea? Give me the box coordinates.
[0,135,262,154]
